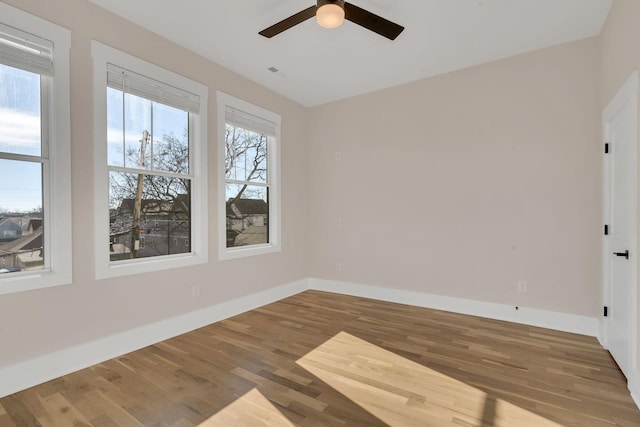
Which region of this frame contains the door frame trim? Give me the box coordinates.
[601,70,639,380]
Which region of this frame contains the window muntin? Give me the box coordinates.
[93,42,207,279]
[0,5,72,294]
[218,92,280,259]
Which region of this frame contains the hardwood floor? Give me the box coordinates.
[1,290,639,426]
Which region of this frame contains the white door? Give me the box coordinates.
[603,71,638,380]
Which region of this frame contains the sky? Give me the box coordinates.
[0,64,42,213]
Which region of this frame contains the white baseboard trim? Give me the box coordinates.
[0,277,604,399]
[629,370,640,409]
[0,278,309,399]
[310,278,599,337]
[598,320,639,410]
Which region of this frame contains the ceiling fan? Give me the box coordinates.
[259,0,404,41]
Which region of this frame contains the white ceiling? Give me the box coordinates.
[89,0,613,107]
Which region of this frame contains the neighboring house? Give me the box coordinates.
[22,218,43,235]
[0,224,44,272]
[115,198,168,221]
[110,196,190,260]
[226,198,268,247]
[0,218,23,242]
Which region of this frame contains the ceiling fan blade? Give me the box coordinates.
[259,6,317,38]
[344,2,404,40]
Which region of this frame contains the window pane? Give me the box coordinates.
[108,89,190,175]
[0,159,44,274]
[0,63,41,156]
[107,87,124,167]
[123,92,151,170]
[225,124,267,183]
[152,102,189,174]
[109,171,190,261]
[225,184,268,247]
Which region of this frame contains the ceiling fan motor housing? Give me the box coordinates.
[317,0,345,9]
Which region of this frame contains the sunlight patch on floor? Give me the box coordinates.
[198,388,296,427]
[296,331,563,427]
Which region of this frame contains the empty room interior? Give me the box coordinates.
[2,0,640,425]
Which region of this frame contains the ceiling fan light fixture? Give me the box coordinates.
[258,0,404,40]
[316,1,345,29]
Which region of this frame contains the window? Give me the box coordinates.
[217,92,280,259]
[0,4,71,295]
[93,42,207,279]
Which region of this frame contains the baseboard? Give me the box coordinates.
[597,320,640,411]
[628,369,640,409]
[309,278,599,337]
[597,318,606,347]
[0,278,309,399]
[0,276,603,399]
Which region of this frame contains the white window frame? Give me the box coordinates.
[217,92,281,260]
[92,42,208,279]
[0,4,72,295]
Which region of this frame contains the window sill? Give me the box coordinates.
[0,270,72,295]
[96,252,207,280]
[219,243,281,261]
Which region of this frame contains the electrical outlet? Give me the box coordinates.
[335,151,342,161]
[517,280,528,293]
[335,262,342,272]
[192,285,201,298]
[336,218,342,228]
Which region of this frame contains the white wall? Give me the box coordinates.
[0,0,309,368]
[308,37,601,317]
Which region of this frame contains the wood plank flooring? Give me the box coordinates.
[1,290,639,426]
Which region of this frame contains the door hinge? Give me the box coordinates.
[604,224,609,235]
[604,306,609,317]
[605,142,610,154]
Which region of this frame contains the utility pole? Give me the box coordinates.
[131,130,149,259]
